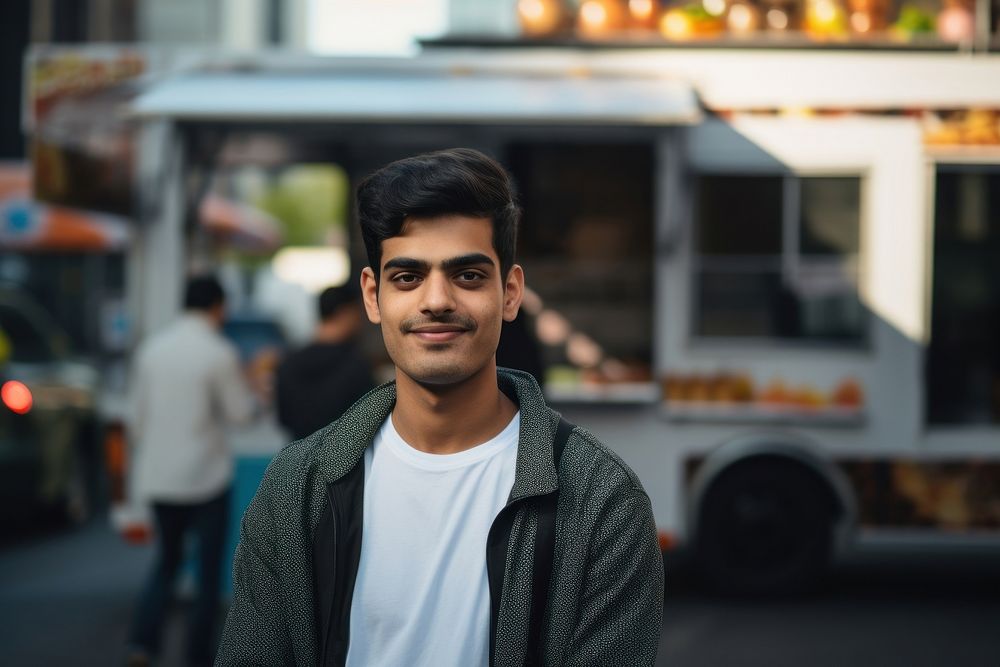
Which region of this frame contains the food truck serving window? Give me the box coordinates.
[507,142,655,391]
[693,174,866,345]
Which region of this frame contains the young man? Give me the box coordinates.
[275,284,376,440]
[217,148,663,666]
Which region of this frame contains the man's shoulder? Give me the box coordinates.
[276,342,341,376]
[133,323,185,368]
[255,430,332,498]
[561,422,647,499]
[261,414,371,488]
[136,320,181,351]
[142,317,236,359]
[273,345,304,378]
[201,325,240,356]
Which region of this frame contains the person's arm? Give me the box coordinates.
[213,345,256,426]
[123,351,149,508]
[216,476,295,665]
[124,350,146,442]
[561,486,664,666]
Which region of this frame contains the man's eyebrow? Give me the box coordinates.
[382,254,496,273]
[382,257,430,272]
[441,253,495,271]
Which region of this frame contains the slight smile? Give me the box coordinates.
[409,325,469,343]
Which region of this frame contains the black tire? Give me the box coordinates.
[696,458,836,596]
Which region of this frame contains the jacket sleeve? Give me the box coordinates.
[562,486,664,666]
[215,480,295,666]
[125,350,145,441]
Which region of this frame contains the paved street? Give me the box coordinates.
[658,550,1000,666]
[1,519,156,666]
[2,520,999,666]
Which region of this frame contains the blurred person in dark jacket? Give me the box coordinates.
[126,274,256,667]
[275,285,376,440]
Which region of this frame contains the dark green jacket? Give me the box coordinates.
[217,369,663,666]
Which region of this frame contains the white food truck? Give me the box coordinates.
[30,43,1000,593]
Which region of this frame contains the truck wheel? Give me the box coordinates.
[696,459,835,596]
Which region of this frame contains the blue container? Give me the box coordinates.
[223,455,273,596]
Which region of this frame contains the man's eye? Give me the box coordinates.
[393,274,420,285]
[457,271,484,282]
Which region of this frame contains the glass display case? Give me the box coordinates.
[507,141,657,398]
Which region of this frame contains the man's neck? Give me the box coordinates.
[391,363,517,455]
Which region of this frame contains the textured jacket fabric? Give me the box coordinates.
[217,368,663,666]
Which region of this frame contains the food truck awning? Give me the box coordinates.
[129,62,701,125]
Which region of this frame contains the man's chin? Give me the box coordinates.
[401,362,488,388]
[411,369,471,387]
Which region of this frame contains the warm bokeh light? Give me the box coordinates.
[766,8,790,29]
[536,309,572,345]
[2,380,33,415]
[805,0,847,34]
[517,0,566,36]
[520,286,544,317]
[728,2,762,32]
[937,3,975,42]
[271,246,350,295]
[704,0,729,17]
[578,0,627,35]
[850,11,872,33]
[581,1,610,27]
[566,332,604,368]
[629,0,657,23]
[816,0,838,22]
[520,0,546,22]
[660,11,692,38]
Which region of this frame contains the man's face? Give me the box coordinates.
[360,215,524,387]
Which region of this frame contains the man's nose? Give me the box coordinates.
[420,272,457,315]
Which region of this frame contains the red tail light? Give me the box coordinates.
[1,380,32,414]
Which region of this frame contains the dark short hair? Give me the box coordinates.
[318,284,359,320]
[356,148,520,280]
[183,274,225,311]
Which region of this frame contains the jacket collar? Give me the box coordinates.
[316,368,560,499]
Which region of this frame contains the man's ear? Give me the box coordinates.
[502,264,525,323]
[360,267,382,325]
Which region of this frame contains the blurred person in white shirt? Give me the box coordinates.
[126,274,255,667]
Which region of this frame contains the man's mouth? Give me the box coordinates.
[408,324,469,343]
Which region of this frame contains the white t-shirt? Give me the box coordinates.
[345,412,520,667]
